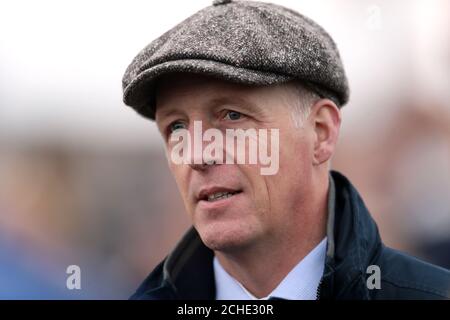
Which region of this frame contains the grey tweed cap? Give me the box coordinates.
[122,0,349,120]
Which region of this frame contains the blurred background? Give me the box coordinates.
[0,0,449,299]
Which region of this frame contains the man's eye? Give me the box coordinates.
[168,121,186,133]
[224,110,242,121]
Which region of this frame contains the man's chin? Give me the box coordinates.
[196,225,255,252]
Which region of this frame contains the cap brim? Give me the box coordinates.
[123,59,294,120]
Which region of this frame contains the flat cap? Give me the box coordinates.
[122,0,349,120]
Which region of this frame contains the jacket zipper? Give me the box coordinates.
[316,278,323,300]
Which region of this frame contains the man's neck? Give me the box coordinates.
[215,235,326,298]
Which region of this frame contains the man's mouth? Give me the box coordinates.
[197,187,243,203]
[205,191,241,202]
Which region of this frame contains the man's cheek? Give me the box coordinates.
[169,168,189,200]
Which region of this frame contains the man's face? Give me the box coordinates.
[155,74,317,252]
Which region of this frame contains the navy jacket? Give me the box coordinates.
[131,171,450,300]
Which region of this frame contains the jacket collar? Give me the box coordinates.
[145,170,382,299]
[320,171,382,299]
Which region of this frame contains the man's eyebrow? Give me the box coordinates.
[156,96,264,121]
[207,96,264,115]
[156,108,184,121]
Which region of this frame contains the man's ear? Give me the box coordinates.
[309,99,341,165]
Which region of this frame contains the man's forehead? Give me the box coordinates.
[155,90,264,120]
[155,73,267,114]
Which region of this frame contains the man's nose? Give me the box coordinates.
[186,120,222,171]
[189,159,217,171]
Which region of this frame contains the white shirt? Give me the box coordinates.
[214,237,327,300]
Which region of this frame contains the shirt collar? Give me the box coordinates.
[214,237,327,300]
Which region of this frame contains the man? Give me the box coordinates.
[122,0,450,299]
